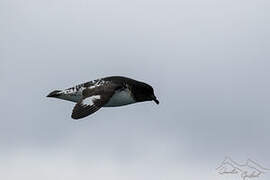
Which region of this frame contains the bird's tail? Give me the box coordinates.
[47,89,80,102]
[47,90,62,97]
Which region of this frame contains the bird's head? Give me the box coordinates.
[132,82,159,104]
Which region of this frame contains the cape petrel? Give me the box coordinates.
[47,76,159,119]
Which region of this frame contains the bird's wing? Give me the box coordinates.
[71,81,121,119]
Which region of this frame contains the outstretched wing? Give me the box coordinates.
[71,81,121,119]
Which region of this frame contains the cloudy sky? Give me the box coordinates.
[1,0,270,179]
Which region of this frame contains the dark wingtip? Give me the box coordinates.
[47,90,61,98]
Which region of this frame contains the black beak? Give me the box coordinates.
[151,95,159,104]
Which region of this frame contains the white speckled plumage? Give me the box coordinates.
[82,95,101,106]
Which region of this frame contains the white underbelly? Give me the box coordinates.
[104,89,136,107]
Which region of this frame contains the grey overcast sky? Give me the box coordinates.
[1,0,270,179]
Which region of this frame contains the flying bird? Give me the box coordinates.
[47,76,159,119]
